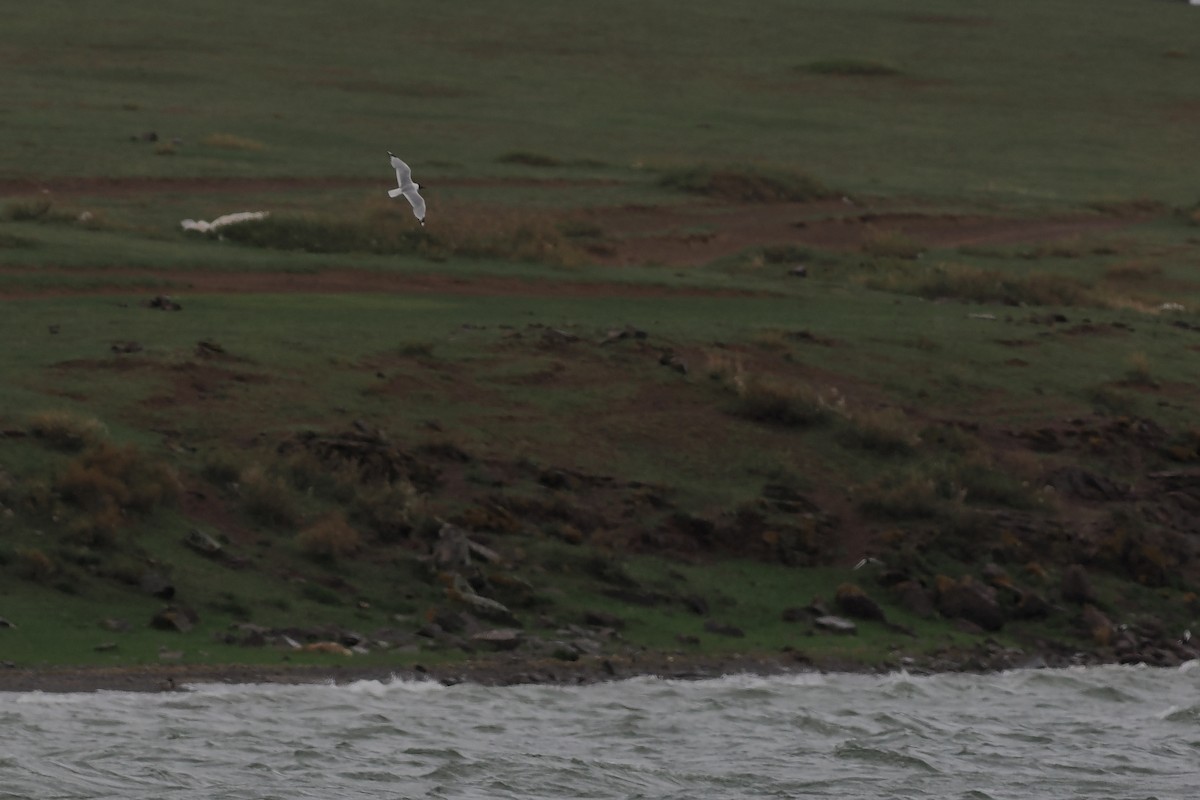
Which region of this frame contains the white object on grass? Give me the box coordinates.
[387,151,425,225]
[181,211,268,233]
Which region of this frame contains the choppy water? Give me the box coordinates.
[2,664,1198,800]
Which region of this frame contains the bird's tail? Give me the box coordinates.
[387,188,404,199]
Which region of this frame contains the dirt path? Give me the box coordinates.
[0,266,763,299]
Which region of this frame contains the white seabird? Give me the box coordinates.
[387,151,425,226]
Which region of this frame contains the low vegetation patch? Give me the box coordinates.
[862,229,925,260]
[217,211,583,266]
[730,374,835,427]
[239,464,302,528]
[29,411,108,452]
[202,133,266,151]
[296,513,362,560]
[660,166,831,203]
[498,151,563,167]
[863,262,1097,306]
[801,59,902,77]
[837,407,921,456]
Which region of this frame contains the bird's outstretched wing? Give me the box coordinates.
[389,151,414,190]
[403,187,426,223]
[387,151,425,224]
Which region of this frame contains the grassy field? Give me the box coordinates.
[1,0,1199,675]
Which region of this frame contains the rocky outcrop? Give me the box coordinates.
[934,576,1004,632]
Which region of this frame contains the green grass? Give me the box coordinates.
[5,0,1200,204]
[1,0,1199,672]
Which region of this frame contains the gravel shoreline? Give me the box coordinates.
[3,640,1177,693]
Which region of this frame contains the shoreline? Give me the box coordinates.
[0,642,1183,694]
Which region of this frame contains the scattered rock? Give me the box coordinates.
[1049,468,1128,502]
[703,620,745,638]
[658,350,687,374]
[1061,564,1098,604]
[139,571,175,600]
[301,641,353,656]
[788,264,808,278]
[148,294,182,311]
[892,581,936,618]
[183,528,224,558]
[935,576,1004,632]
[1013,590,1052,620]
[1081,604,1115,646]
[149,605,198,633]
[681,594,709,615]
[599,325,648,345]
[583,610,625,629]
[470,629,524,651]
[814,616,857,635]
[835,583,887,622]
[195,340,227,358]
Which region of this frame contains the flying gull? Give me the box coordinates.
[387,151,425,226]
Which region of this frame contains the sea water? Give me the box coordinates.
[2,663,1198,799]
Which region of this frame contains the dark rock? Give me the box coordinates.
[139,571,175,600]
[814,615,857,635]
[110,341,143,354]
[148,294,182,311]
[583,610,625,629]
[470,629,523,651]
[599,325,647,345]
[658,350,688,374]
[681,594,709,615]
[183,528,224,557]
[149,605,198,633]
[432,608,474,634]
[936,577,1004,632]
[0,617,14,629]
[1081,604,1114,646]
[788,265,808,278]
[892,581,936,618]
[1013,590,1052,620]
[195,340,227,358]
[1061,564,1098,604]
[1049,468,1128,502]
[703,620,745,638]
[676,634,701,646]
[835,583,887,622]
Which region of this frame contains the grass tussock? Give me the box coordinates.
[801,59,902,77]
[29,411,108,452]
[296,513,362,560]
[863,262,1096,306]
[706,350,836,426]
[838,407,922,456]
[238,464,301,528]
[3,199,54,221]
[218,206,585,267]
[859,473,941,519]
[15,547,57,582]
[1124,351,1156,386]
[861,229,925,260]
[1103,261,1163,283]
[55,441,180,515]
[660,166,831,203]
[498,151,563,167]
[202,133,265,151]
